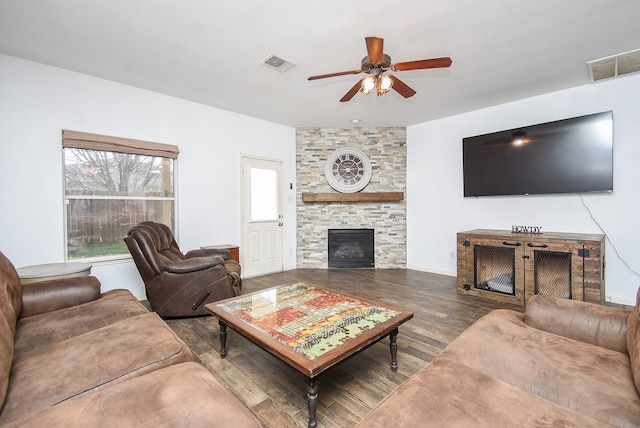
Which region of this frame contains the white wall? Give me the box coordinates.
[407,72,640,305]
[0,54,296,298]
[3,52,639,305]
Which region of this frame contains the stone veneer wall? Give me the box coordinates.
[296,127,406,268]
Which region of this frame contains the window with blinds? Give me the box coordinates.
[62,130,178,260]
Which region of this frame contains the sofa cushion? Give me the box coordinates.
[0,251,22,331]
[0,312,193,422]
[20,276,102,317]
[0,315,13,412]
[627,287,640,394]
[14,289,148,355]
[525,294,629,353]
[2,362,262,427]
[0,251,22,408]
[356,357,609,427]
[441,309,640,427]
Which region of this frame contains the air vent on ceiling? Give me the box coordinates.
[260,53,295,72]
[587,48,640,82]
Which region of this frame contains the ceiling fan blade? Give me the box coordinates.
[308,70,362,80]
[389,75,416,98]
[365,37,384,63]
[340,79,364,102]
[393,57,452,71]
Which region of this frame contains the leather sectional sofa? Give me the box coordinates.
[357,290,640,427]
[0,251,261,427]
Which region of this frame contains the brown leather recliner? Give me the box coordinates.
[124,221,242,317]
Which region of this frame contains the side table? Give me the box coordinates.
[201,245,239,263]
[16,262,93,284]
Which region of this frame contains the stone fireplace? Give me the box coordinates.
[328,229,375,268]
[296,127,406,268]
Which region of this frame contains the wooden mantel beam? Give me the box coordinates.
[301,192,404,202]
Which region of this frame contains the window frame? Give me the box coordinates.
[62,130,179,262]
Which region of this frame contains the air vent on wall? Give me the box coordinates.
[587,48,640,82]
[260,53,295,72]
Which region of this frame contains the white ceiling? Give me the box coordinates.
[1,0,639,128]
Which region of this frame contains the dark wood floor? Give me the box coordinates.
[164,269,523,428]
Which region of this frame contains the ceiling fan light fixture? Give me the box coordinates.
[360,76,376,95]
[310,37,452,102]
[377,75,393,95]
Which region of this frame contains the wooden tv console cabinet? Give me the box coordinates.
[457,229,605,306]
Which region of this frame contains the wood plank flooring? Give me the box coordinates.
[163,269,523,428]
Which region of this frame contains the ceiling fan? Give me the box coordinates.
[308,36,452,102]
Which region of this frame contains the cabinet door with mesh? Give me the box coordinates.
[523,241,584,303]
[474,245,516,295]
[458,234,525,305]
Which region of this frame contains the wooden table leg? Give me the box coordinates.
[389,327,399,372]
[306,376,321,428]
[218,319,228,359]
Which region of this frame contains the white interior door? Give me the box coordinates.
[241,155,284,278]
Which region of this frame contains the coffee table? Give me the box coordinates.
[205,282,413,427]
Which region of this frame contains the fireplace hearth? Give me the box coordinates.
[328,229,374,268]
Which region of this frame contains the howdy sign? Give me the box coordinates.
[511,226,542,234]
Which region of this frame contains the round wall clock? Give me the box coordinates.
[324,147,372,193]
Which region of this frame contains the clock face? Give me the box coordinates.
[325,148,372,193]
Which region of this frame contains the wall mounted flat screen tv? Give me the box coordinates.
[463,111,613,197]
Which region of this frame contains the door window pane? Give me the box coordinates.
[250,167,278,221]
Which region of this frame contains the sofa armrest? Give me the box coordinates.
[525,294,630,354]
[165,256,224,274]
[20,276,102,318]
[185,248,230,260]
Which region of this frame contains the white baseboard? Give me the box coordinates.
[406,265,456,277]
[605,295,636,307]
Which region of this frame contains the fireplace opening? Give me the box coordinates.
[328,229,374,268]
